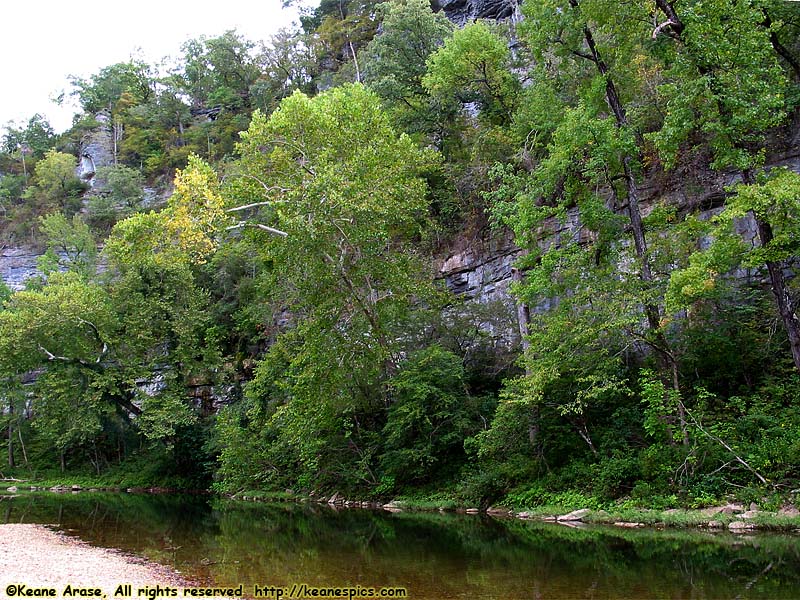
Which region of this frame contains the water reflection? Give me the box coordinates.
[2,492,799,599]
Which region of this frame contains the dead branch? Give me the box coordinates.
[683,404,769,486]
[226,221,288,237]
[652,19,677,39]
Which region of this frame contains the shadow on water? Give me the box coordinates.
[2,492,800,599]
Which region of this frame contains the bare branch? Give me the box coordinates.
[683,405,769,486]
[652,19,677,39]
[75,317,109,363]
[226,221,289,237]
[38,345,72,363]
[227,200,288,212]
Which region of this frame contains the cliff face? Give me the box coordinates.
[76,111,116,191]
[0,246,44,291]
[433,0,521,27]
[435,142,800,346]
[1,113,117,291]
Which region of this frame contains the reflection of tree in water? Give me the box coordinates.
[3,494,800,599]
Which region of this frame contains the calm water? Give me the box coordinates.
[2,492,800,599]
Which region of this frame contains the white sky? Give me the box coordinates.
[1,0,302,134]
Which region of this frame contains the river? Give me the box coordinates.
[2,492,799,599]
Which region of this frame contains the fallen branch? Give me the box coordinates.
[683,403,769,486]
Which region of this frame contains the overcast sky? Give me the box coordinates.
[1,0,301,133]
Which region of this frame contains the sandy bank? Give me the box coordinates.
[0,524,196,598]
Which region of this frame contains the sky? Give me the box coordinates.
[0,0,302,134]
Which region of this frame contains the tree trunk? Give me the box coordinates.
[7,403,14,469]
[573,0,687,444]
[17,427,28,470]
[512,268,542,456]
[756,218,800,371]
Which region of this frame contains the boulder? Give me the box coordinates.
[707,521,724,529]
[699,506,723,518]
[729,521,755,531]
[7,486,17,493]
[778,505,800,518]
[723,503,746,514]
[740,510,760,520]
[557,508,592,522]
[487,506,512,516]
[465,508,480,514]
[613,522,645,528]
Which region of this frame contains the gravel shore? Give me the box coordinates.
[0,524,194,598]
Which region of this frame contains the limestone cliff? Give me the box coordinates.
[433,0,521,27]
[76,111,116,191]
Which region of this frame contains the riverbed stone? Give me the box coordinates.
[7,486,17,493]
[487,506,512,516]
[613,522,645,528]
[728,521,755,531]
[558,508,591,522]
[465,508,480,514]
[699,506,723,518]
[707,521,724,529]
[778,505,800,517]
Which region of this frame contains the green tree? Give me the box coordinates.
[649,0,790,172]
[2,114,56,159]
[362,0,454,133]
[218,83,439,491]
[423,22,519,126]
[380,345,484,489]
[232,84,435,364]
[250,28,317,113]
[179,31,261,109]
[306,0,382,83]
[37,212,97,278]
[87,164,145,232]
[70,60,155,114]
[26,150,86,217]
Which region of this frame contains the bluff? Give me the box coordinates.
[435,130,800,346]
[433,0,521,26]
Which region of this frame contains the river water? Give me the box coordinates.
[2,492,799,599]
